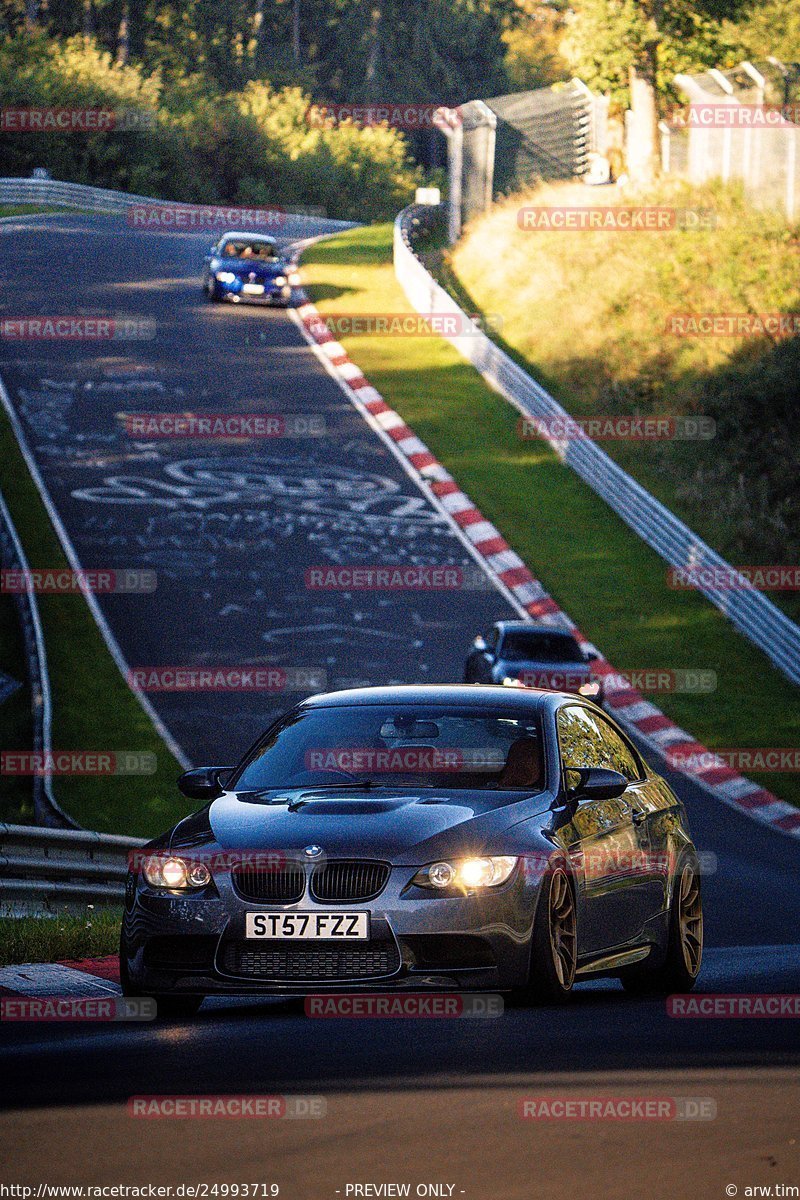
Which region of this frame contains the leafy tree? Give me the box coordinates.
[0,29,419,217]
[563,0,746,180]
[729,0,800,69]
[302,0,512,104]
[502,0,569,92]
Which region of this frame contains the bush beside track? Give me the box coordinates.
[0,32,422,223]
[301,224,800,809]
[0,408,190,836]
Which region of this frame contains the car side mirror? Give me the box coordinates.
[565,766,627,803]
[177,766,233,801]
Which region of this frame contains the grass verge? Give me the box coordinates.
[0,404,191,836]
[441,179,800,622]
[0,205,62,218]
[0,907,121,965]
[0,586,34,825]
[301,223,800,808]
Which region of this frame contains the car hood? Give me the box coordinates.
[168,789,549,864]
[216,258,286,280]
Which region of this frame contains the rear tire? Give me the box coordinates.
[619,855,703,995]
[516,863,577,1005]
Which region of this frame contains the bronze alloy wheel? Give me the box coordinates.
[677,862,704,977]
[548,867,577,989]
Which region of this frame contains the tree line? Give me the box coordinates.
[0,0,795,206]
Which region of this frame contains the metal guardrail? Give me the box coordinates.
[0,488,78,828]
[394,204,800,687]
[0,177,356,236]
[0,176,166,213]
[0,823,145,915]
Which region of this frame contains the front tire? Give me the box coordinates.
[517,863,577,1005]
[619,856,703,995]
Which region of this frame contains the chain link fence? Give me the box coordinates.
[438,79,606,240]
[664,59,800,220]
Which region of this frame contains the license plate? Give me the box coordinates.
[245,912,370,940]
[242,283,265,295]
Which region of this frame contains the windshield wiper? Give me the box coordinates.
[239,781,441,804]
[290,781,443,792]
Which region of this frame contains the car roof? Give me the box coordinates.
[299,684,565,712]
[492,621,579,638]
[218,231,276,243]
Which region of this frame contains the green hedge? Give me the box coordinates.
[0,33,422,221]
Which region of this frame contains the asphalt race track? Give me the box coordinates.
[0,212,514,761]
[1,214,799,1192]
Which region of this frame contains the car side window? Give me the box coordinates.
[590,714,644,782]
[557,705,642,782]
[557,705,603,770]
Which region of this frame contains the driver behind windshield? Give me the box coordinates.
[221,240,277,260]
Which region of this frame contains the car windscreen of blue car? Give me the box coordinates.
[220,237,279,260]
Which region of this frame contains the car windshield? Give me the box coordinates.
[231,704,545,793]
[500,631,585,663]
[221,239,278,260]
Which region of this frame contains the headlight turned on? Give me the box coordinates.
[578,681,602,698]
[142,855,211,890]
[413,856,519,891]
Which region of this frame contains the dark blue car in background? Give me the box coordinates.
[202,232,298,306]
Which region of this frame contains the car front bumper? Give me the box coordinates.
[122,865,542,995]
[218,282,292,305]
